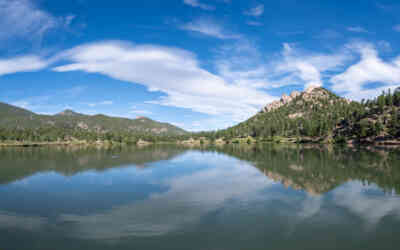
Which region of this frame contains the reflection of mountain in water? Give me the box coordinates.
[0,145,187,184]
[1,144,400,195]
[214,144,400,195]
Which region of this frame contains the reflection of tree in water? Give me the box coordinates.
[213,144,400,195]
[0,145,187,184]
[1,144,400,195]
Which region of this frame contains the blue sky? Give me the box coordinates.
[1,0,400,131]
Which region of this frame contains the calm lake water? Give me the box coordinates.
[1,144,400,250]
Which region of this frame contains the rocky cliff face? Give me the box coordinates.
[262,90,299,112]
[262,86,350,113]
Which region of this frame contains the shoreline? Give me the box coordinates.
[2,136,399,148]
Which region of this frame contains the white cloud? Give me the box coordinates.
[10,100,31,109]
[7,87,86,113]
[347,26,368,33]
[331,42,400,100]
[0,55,49,76]
[183,0,215,11]
[270,43,352,89]
[244,4,264,17]
[65,86,88,97]
[181,18,240,39]
[315,29,342,39]
[10,95,51,111]
[394,24,400,32]
[64,15,76,26]
[277,31,304,36]
[53,41,274,124]
[86,100,113,107]
[215,39,272,90]
[129,109,153,115]
[246,21,263,26]
[0,0,74,44]
[182,117,238,131]
[214,40,352,105]
[215,40,353,94]
[4,38,398,130]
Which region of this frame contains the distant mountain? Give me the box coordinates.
[0,102,186,136]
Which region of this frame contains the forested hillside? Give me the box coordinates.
[0,102,187,144]
[199,86,400,145]
[335,88,400,143]
[1,86,400,146]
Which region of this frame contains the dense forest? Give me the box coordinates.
[0,126,189,145]
[194,87,400,144]
[1,87,400,145]
[0,102,187,145]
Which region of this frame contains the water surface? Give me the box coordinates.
[1,144,400,250]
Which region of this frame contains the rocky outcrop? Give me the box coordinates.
[288,112,303,119]
[262,86,320,113]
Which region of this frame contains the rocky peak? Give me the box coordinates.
[290,91,301,99]
[57,109,81,116]
[262,85,327,113]
[305,85,319,93]
[136,116,148,119]
[281,94,291,104]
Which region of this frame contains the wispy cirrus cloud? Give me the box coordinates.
[0,0,75,46]
[244,4,264,17]
[393,24,400,32]
[347,26,369,33]
[246,21,263,26]
[183,0,215,11]
[180,18,240,39]
[129,109,153,116]
[7,87,87,113]
[315,29,342,39]
[85,100,113,107]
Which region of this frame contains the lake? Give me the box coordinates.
[1,144,400,250]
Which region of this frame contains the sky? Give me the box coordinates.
[1,0,400,131]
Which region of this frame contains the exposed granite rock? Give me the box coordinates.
[288,112,303,119]
[305,85,319,93]
[290,91,301,99]
[263,85,322,113]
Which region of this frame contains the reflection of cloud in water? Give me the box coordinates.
[297,195,323,220]
[331,181,400,228]
[2,152,400,241]
[59,156,276,239]
[0,212,46,231]
[281,181,400,233]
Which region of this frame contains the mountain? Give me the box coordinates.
[0,102,186,140]
[213,86,400,144]
[218,86,361,142]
